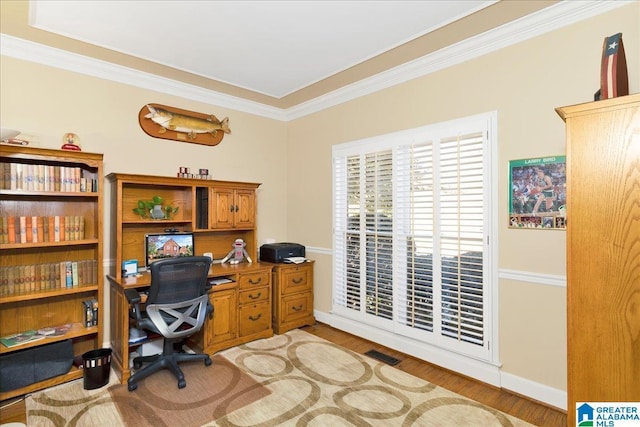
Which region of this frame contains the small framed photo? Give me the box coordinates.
[509,156,566,230]
[122,259,138,277]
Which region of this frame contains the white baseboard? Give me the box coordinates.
[501,371,567,411]
[314,309,566,411]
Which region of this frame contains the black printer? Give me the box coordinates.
[259,242,305,263]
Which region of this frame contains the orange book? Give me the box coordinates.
[49,216,56,242]
[59,215,65,241]
[7,216,15,244]
[37,216,44,243]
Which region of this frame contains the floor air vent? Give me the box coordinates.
[364,349,401,366]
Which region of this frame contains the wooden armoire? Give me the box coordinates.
[557,93,640,426]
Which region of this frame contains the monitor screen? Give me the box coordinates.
[144,232,195,269]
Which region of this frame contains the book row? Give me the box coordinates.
[0,215,85,244]
[0,259,98,296]
[0,162,98,192]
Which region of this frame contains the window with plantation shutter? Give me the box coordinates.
[333,112,496,361]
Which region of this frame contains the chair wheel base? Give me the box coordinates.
[128,382,138,391]
[204,356,212,366]
[178,379,186,388]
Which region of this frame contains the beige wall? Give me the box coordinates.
[285,3,639,394]
[1,1,638,403]
[0,56,290,344]
[0,56,290,244]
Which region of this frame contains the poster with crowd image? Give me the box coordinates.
[509,156,566,229]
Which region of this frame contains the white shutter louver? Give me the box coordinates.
[333,113,493,361]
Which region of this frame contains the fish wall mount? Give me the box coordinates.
[138,103,231,146]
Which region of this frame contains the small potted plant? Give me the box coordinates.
[133,196,178,220]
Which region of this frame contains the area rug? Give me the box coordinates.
[27,330,535,426]
[26,355,270,427]
[109,355,270,426]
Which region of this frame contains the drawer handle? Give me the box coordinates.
[249,313,262,321]
[292,305,303,311]
[292,278,303,284]
[249,277,262,285]
[248,292,262,300]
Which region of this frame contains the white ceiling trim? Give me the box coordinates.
[0,0,628,122]
[0,33,287,121]
[284,0,629,120]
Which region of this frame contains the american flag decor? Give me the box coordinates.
[600,33,628,99]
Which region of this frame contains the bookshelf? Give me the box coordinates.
[0,145,103,401]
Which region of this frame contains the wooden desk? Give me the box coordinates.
[107,262,273,384]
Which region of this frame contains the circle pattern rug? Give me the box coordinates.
[26,329,535,426]
[212,329,534,426]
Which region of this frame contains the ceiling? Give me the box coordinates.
[2,0,582,112]
[29,1,496,99]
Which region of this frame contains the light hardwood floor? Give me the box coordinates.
[302,322,567,427]
[0,322,567,426]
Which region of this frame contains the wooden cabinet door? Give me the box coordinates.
[234,189,256,228]
[211,187,256,229]
[206,288,237,345]
[211,188,235,229]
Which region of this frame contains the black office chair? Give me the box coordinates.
[124,256,213,391]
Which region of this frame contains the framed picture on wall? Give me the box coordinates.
[509,156,566,229]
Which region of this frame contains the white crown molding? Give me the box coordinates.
[0,33,287,121]
[285,0,629,120]
[0,0,628,121]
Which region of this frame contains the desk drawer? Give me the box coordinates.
[239,302,271,336]
[281,292,313,323]
[281,266,312,295]
[238,271,270,290]
[238,286,269,305]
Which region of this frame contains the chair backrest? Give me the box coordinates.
[147,256,212,305]
[146,256,213,339]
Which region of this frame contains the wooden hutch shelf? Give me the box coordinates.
[106,173,274,384]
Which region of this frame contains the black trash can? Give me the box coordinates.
[82,348,112,390]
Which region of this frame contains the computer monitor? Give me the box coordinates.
[144,232,195,269]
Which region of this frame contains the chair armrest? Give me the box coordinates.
[125,288,142,304]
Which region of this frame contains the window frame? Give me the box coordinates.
[332,112,499,364]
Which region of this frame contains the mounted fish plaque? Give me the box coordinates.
[138,103,231,146]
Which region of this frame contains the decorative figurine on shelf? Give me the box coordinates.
[221,239,252,264]
[594,32,628,101]
[61,133,81,151]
